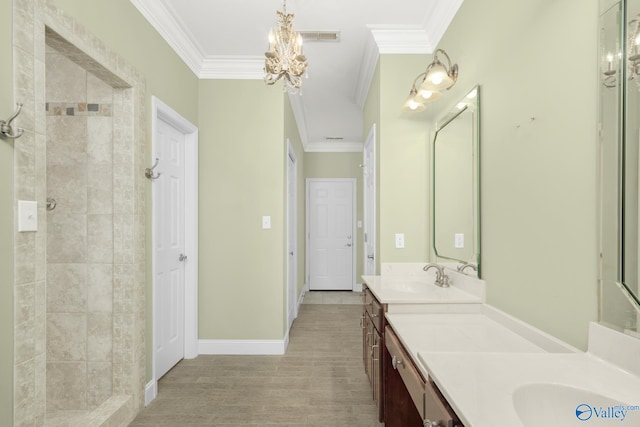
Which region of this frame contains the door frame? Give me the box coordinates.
[305,178,357,290]
[148,96,199,404]
[363,124,377,276]
[286,140,298,331]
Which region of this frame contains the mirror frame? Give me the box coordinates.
[431,85,481,276]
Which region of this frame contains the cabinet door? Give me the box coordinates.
[364,314,374,386]
[372,328,382,406]
[383,345,423,427]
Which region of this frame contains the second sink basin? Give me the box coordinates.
[513,383,632,426]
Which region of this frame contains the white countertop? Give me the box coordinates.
[385,314,546,375]
[418,352,640,427]
[362,275,482,304]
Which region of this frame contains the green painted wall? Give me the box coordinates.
[427,0,599,349]
[378,55,432,264]
[198,79,286,340]
[305,152,364,282]
[0,0,13,422]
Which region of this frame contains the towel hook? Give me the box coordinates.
[145,158,162,180]
[0,103,24,139]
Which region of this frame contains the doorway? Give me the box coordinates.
[150,97,199,403]
[364,124,377,275]
[287,142,298,330]
[306,179,356,290]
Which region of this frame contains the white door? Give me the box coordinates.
[308,179,354,290]
[287,145,297,329]
[154,118,186,379]
[364,125,376,275]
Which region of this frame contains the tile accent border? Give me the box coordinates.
[46,102,113,116]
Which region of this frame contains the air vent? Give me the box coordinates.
[299,31,341,42]
[324,136,344,140]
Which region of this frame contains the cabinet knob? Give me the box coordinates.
[423,420,444,427]
[391,355,404,370]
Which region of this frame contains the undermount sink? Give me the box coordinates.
[513,383,632,426]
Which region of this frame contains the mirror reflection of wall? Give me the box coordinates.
[432,86,480,274]
[599,0,640,337]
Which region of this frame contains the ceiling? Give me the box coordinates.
[130,0,463,151]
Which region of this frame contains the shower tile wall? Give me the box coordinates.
[14,2,147,424]
[45,49,114,411]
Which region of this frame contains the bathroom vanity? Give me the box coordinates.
[361,271,640,427]
[361,271,483,422]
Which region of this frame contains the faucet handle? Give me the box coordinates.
[439,274,450,288]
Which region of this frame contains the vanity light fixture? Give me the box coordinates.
[401,49,458,112]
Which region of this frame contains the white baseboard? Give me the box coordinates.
[144,380,157,406]
[353,283,363,292]
[297,285,307,313]
[199,339,286,355]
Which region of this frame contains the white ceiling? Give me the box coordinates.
[130,0,462,151]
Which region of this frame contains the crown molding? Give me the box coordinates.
[130,0,204,76]
[421,0,464,47]
[287,93,310,149]
[305,141,364,153]
[354,32,380,109]
[199,56,264,79]
[368,25,434,54]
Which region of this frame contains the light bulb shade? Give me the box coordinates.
[414,88,442,103]
[401,91,426,112]
[421,62,455,91]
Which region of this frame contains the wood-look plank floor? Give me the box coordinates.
[130,303,382,426]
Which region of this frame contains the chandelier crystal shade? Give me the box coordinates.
[264,0,308,93]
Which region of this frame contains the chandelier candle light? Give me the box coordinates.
[402,49,458,112]
[264,0,308,93]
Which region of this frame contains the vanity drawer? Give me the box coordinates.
[385,326,426,418]
[365,288,383,332]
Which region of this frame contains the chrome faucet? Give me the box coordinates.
[423,263,450,287]
[457,263,478,274]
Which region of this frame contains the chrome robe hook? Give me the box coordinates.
[0,103,24,139]
[145,158,162,180]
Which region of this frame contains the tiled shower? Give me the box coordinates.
[45,48,115,414]
[12,1,147,425]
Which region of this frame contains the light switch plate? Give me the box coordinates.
[18,200,38,232]
[454,233,464,248]
[262,216,271,229]
[395,233,405,249]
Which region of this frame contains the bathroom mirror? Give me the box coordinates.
[432,86,480,273]
[599,0,640,337]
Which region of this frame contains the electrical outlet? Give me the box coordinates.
[395,233,405,249]
[454,233,464,248]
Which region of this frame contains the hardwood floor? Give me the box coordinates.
[130,301,382,426]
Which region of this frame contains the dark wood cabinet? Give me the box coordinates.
[384,325,464,427]
[362,287,385,422]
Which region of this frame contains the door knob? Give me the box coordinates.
[289,251,294,256]
[178,253,188,262]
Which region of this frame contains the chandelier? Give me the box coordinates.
[401,49,458,112]
[264,0,308,93]
[602,14,640,89]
